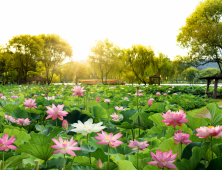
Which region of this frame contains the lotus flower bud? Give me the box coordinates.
[178,129,182,133]
[96,97,100,102]
[34,159,40,170]
[97,158,103,170]
[78,139,82,147]
[62,120,68,131]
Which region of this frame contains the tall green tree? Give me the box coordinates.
[8,35,43,81]
[125,44,155,85]
[182,67,199,84]
[177,0,222,72]
[88,39,118,83]
[39,34,73,84]
[153,53,174,79]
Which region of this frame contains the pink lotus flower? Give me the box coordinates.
[71,86,86,97]
[162,110,188,127]
[104,99,110,103]
[196,126,222,139]
[1,96,6,100]
[62,120,68,131]
[124,97,129,101]
[0,134,18,151]
[149,98,155,101]
[45,104,68,120]
[163,93,167,96]
[173,93,177,95]
[148,150,177,169]
[110,112,119,121]
[96,97,100,102]
[148,98,154,106]
[16,118,31,126]
[127,93,131,95]
[94,130,123,147]
[11,95,18,98]
[135,92,143,96]
[34,95,37,97]
[128,139,149,151]
[50,137,82,156]
[23,98,37,109]
[156,92,161,96]
[115,106,124,111]
[0,93,3,97]
[109,86,115,89]
[174,130,192,145]
[148,100,152,106]
[5,114,16,123]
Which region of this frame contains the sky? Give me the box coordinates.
[0,0,202,62]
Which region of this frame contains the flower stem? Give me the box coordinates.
[211,136,213,161]
[137,149,139,169]
[137,91,139,111]
[108,145,110,170]
[2,151,4,170]
[45,160,47,168]
[87,134,91,164]
[86,92,88,111]
[63,154,66,170]
[78,96,79,106]
[131,128,134,140]
[56,119,57,127]
[138,116,140,136]
[180,143,182,161]
[71,156,75,167]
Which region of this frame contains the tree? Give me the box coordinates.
[88,39,118,84]
[39,34,73,84]
[177,0,222,73]
[199,67,220,81]
[153,53,174,80]
[182,67,199,84]
[125,45,155,85]
[8,35,43,82]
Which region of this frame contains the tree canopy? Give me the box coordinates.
[177,0,222,73]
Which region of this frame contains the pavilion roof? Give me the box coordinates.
[26,76,49,82]
[199,74,222,80]
[149,75,160,78]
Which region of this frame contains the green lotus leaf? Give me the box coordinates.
[174,143,208,170]
[117,160,136,170]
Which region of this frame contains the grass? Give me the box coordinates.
[187,99,222,118]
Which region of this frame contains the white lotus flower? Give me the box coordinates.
[71,118,106,135]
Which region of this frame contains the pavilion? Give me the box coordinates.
[26,76,49,85]
[199,74,222,99]
[149,75,161,85]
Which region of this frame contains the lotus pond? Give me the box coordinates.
[1,84,222,170]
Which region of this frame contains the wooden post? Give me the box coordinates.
[213,79,218,99]
[159,78,160,85]
[205,79,210,94]
[150,78,152,85]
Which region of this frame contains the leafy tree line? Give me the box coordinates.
[0,34,72,84]
[87,39,189,85]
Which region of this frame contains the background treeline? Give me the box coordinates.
[0,35,219,85]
